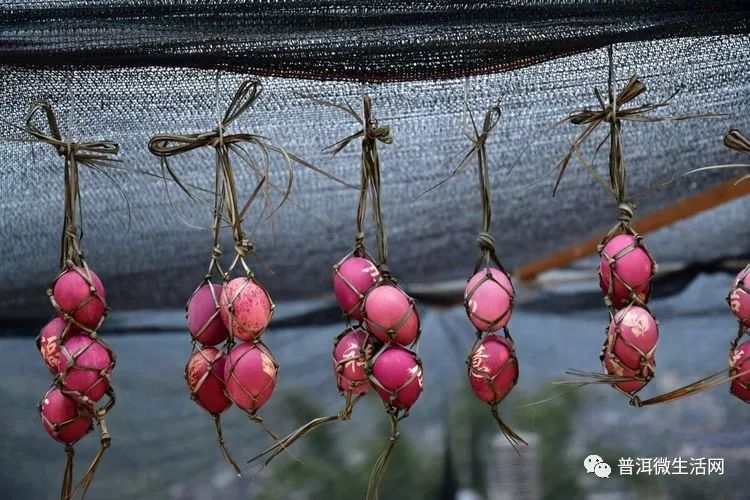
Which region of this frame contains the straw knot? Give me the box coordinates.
[617,202,635,223]
[211,245,223,261]
[477,231,496,253]
[235,238,253,257]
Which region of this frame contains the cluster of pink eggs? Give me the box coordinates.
[728,266,750,403]
[185,277,277,418]
[598,233,658,395]
[332,255,423,410]
[465,267,519,406]
[38,266,114,446]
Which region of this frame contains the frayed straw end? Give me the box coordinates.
[247,414,340,467]
[490,405,527,455]
[366,411,400,500]
[214,415,242,477]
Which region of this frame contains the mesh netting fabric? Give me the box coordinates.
[1,1,749,80]
[0,24,749,316]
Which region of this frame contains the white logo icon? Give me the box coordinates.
[594,462,611,478]
[584,454,610,478]
[584,454,603,474]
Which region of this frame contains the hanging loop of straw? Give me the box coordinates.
[149,79,354,251]
[6,102,120,267]
[540,46,718,199]
[311,94,393,269]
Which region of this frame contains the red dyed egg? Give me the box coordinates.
[371,345,423,409]
[224,342,277,411]
[730,340,750,403]
[53,267,106,328]
[186,347,231,414]
[38,318,78,373]
[58,334,113,402]
[220,278,273,342]
[599,234,652,308]
[333,328,374,394]
[465,268,514,332]
[40,387,92,444]
[363,284,419,345]
[333,256,381,321]
[607,306,658,370]
[729,267,750,327]
[468,335,518,404]
[602,348,654,395]
[187,284,229,346]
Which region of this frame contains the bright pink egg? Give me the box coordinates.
[58,334,113,402]
[224,342,277,411]
[40,387,92,444]
[53,267,107,328]
[465,268,514,332]
[607,306,658,371]
[333,328,374,394]
[468,335,518,404]
[220,278,273,342]
[371,346,423,409]
[187,284,229,346]
[38,318,79,373]
[599,234,652,308]
[186,347,231,414]
[333,256,381,321]
[730,340,750,403]
[602,348,654,395]
[363,284,419,345]
[729,267,750,327]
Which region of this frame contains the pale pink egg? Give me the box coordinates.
[371,345,423,409]
[468,335,518,404]
[362,284,419,345]
[599,234,652,308]
[602,347,654,395]
[38,318,79,373]
[53,267,107,328]
[40,387,92,444]
[220,278,272,342]
[186,347,231,414]
[730,340,750,403]
[58,334,113,402]
[464,268,514,332]
[607,306,658,371]
[187,283,229,346]
[224,342,277,411]
[333,328,373,394]
[728,266,750,327]
[333,256,381,321]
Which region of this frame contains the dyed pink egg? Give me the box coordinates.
[602,348,654,395]
[465,268,514,332]
[363,284,419,345]
[186,347,231,414]
[220,278,272,342]
[58,334,113,402]
[224,342,277,411]
[599,234,652,308]
[187,284,229,346]
[333,256,381,321]
[468,335,518,404]
[38,318,79,373]
[333,328,374,394]
[40,387,92,444]
[729,267,750,327]
[371,346,423,409]
[53,267,106,328]
[608,306,658,370]
[730,340,750,403]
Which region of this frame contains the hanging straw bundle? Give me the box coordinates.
[1,100,120,500]
[420,101,525,449]
[148,78,350,475]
